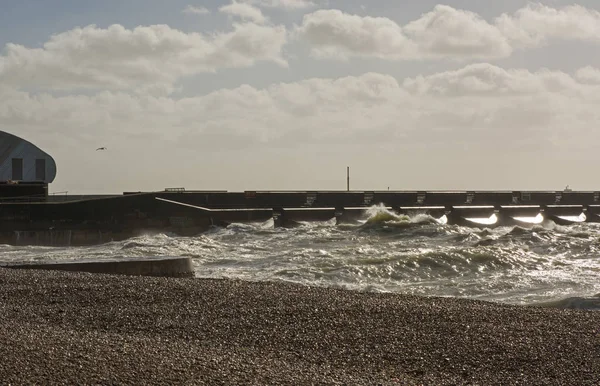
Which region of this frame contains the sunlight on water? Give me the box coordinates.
[464,213,498,226]
[513,213,544,224]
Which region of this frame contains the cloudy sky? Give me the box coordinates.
[2,0,600,194]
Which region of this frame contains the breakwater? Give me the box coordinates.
[1,189,599,246]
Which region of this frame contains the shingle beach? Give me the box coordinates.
[1,268,599,385]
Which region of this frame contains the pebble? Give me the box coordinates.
[1,268,599,385]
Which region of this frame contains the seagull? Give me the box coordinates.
[96,147,107,151]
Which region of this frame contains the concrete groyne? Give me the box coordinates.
[0,256,194,278]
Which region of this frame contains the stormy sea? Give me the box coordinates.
[2,205,600,309]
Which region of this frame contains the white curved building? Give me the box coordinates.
[0,131,56,183]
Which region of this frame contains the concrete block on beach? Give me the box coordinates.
[0,256,194,278]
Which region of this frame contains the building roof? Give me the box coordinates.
[0,130,57,183]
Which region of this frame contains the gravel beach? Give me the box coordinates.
[1,268,599,385]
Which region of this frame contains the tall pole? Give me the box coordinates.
[347,166,350,192]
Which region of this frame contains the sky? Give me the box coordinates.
[2,0,600,194]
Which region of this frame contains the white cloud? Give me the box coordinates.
[243,0,317,9]
[575,66,600,84]
[295,10,415,59]
[297,3,600,61]
[0,23,287,93]
[2,64,599,152]
[4,3,600,192]
[403,5,511,59]
[5,64,599,140]
[496,3,600,48]
[4,64,600,191]
[403,63,581,96]
[296,7,510,60]
[182,5,210,15]
[220,2,268,24]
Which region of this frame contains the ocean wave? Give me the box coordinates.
[3,206,600,306]
[531,294,600,310]
[363,205,443,226]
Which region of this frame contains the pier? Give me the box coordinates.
[0,189,597,246]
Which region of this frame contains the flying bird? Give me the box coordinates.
[96,147,107,151]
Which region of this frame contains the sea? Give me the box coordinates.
[2,205,600,309]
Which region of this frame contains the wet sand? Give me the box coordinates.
[1,268,599,385]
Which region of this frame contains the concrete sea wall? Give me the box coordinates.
[0,190,597,246]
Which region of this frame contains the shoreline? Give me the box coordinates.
[1,268,599,385]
